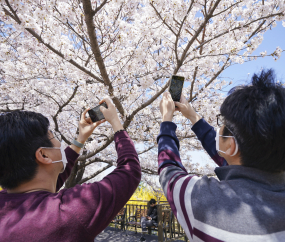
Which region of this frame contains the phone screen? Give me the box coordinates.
[88,102,108,123]
[169,75,185,102]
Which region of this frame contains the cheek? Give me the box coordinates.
[55,150,62,161]
[51,138,61,147]
[219,137,227,148]
[49,150,62,161]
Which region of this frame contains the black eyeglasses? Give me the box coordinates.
[49,130,62,142]
[216,114,224,127]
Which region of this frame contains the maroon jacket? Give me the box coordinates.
[0,131,141,242]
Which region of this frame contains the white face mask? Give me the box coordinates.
[40,143,68,173]
[216,128,238,157]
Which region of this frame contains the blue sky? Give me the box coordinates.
[191,21,285,167]
[220,21,285,93]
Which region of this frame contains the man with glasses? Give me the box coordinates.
[157,70,285,241]
[0,97,141,242]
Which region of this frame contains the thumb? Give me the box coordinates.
[100,106,107,113]
[174,101,183,108]
[94,119,106,128]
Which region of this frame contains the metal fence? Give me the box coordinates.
[123,201,188,242]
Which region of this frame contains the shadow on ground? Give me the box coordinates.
[94,226,185,242]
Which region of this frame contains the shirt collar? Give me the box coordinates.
[215,165,285,189]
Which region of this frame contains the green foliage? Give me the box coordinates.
[127,183,167,205]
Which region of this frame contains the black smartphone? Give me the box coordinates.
[88,102,108,123]
[168,75,185,102]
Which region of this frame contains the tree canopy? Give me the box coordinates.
[0,0,284,188]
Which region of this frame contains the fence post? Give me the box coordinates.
[157,204,163,242]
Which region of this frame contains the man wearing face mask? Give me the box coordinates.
[0,97,141,242]
[157,70,285,241]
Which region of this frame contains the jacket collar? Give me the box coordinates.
[215,165,285,190]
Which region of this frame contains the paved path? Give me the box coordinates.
[94,226,185,242]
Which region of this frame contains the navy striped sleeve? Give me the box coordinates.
[157,121,199,239]
[157,121,187,174]
[191,118,227,167]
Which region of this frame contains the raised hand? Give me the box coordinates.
[99,97,124,132]
[159,92,175,122]
[77,108,105,144]
[174,95,201,125]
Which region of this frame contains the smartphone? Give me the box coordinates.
[88,102,108,123]
[168,75,185,102]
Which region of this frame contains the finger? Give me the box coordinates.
[174,101,182,107]
[85,117,92,124]
[81,108,90,122]
[100,97,112,107]
[165,91,172,98]
[94,119,106,128]
[99,106,107,113]
[174,102,182,111]
[167,94,174,102]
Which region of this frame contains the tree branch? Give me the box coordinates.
[81,0,125,116]
[190,57,230,102]
[2,4,103,84]
[175,0,222,73]
[79,164,112,184]
[123,80,170,129]
[192,13,283,53]
[52,86,79,145]
[138,145,155,155]
[150,2,177,35]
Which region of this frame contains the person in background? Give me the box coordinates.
[0,97,141,242]
[140,198,158,241]
[157,70,285,241]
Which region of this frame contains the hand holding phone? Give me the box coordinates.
[96,97,124,133]
[160,92,175,122]
[88,102,108,123]
[174,95,201,124]
[75,108,106,148]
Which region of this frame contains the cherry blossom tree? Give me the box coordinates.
[0,0,284,188]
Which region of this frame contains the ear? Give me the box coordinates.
[225,138,236,156]
[35,148,53,165]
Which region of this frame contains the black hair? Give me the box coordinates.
[220,69,285,172]
[149,198,156,205]
[0,111,53,189]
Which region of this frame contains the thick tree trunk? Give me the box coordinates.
[65,151,86,188]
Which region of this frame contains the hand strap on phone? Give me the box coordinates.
[71,139,84,148]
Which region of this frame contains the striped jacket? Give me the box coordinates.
[158,119,285,242]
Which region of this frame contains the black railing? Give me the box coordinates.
[123,201,188,242]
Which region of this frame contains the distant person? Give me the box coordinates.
[140,198,158,241]
[0,97,141,242]
[157,70,285,241]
